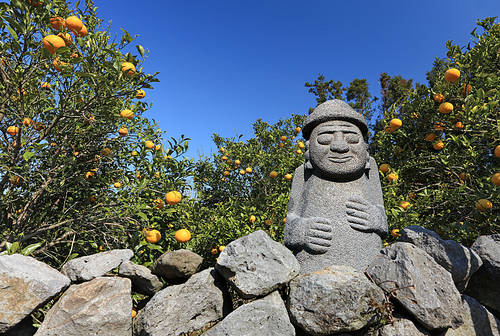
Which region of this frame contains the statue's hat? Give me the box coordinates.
[302,100,368,140]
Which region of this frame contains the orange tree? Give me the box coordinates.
[373,18,499,245]
[0,0,193,266]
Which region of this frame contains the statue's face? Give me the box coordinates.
[309,120,368,179]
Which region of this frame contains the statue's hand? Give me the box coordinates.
[346,196,383,234]
[304,217,333,254]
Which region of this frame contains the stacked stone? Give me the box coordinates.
[0,228,499,336]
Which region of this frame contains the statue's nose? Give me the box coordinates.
[330,132,349,153]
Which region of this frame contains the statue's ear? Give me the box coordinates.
[304,140,313,170]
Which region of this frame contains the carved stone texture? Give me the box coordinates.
[118,260,163,296]
[152,249,203,281]
[288,265,386,335]
[366,242,463,331]
[61,249,134,282]
[215,230,300,299]
[285,100,387,274]
[366,315,432,336]
[133,268,225,336]
[35,277,132,336]
[0,254,70,333]
[204,291,295,336]
[465,234,500,314]
[399,225,482,292]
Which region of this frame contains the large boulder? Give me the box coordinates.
[133,268,226,336]
[366,315,432,336]
[441,295,500,336]
[366,243,463,331]
[465,234,500,314]
[61,249,134,282]
[118,261,163,295]
[204,291,295,336]
[288,265,386,335]
[152,249,203,281]
[215,230,300,299]
[0,254,70,333]
[399,226,482,291]
[35,277,132,336]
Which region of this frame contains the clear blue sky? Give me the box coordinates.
[92,1,499,158]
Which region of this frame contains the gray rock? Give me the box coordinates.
[366,316,432,336]
[285,100,388,274]
[0,254,70,333]
[466,234,500,314]
[204,291,295,336]
[118,261,163,295]
[152,249,203,281]
[34,277,132,336]
[288,265,386,335]
[61,249,133,282]
[215,230,300,299]
[440,295,500,336]
[133,268,225,336]
[399,226,482,291]
[366,242,463,331]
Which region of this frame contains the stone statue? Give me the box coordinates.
[284,100,387,274]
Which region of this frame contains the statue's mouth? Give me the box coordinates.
[327,156,352,163]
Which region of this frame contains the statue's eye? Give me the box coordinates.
[317,134,332,145]
[345,133,360,144]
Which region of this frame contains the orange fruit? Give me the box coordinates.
[49,17,66,30]
[391,229,401,238]
[22,118,32,126]
[425,133,436,142]
[269,171,278,178]
[296,149,303,154]
[433,141,444,151]
[101,147,112,156]
[65,16,83,33]
[132,309,137,318]
[439,102,453,114]
[57,32,73,45]
[131,151,138,156]
[491,173,500,186]
[152,199,164,209]
[279,142,285,148]
[264,219,272,226]
[145,141,154,149]
[295,127,301,133]
[454,122,464,129]
[42,35,66,54]
[223,171,230,176]
[384,127,394,133]
[219,245,225,252]
[494,145,500,158]
[219,147,225,152]
[399,201,410,210]
[285,173,293,181]
[389,118,402,130]
[7,126,19,136]
[155,145,162,151]
[475,199,492,211]
[234,159,241,165]
[444,68,460,83]
[379,164,390,173]
[210,248,218,255]
[221,156,228,161]
[145,229,161,243]
[245,167,252,173]
[76,25,88,37]
[174,229,191,243]
[298,141,305,149]
[113,182,121,188]
[387,173,398,182]
[433,93,444,103]
[165,191,182,205]
[280,135,287,141]
[52,58,68,71]
[120,109,133,119]
[84,171,94,180]
[249,215,256,223]
[136,89,145,99]
[239,169,246,175]
[118,127,128,136]
[121,62,136,76]
[41,82,51,89]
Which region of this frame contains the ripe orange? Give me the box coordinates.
[379,164,390,173]
[175,229,191,243]
[444,68,460,83]
[433,141,445,151]
[221,156,228,161]
[152,198,164,209]
[84,171,94,180]
[145,229,161,243]
[245,167,252,173]
[219,245,225,252]
[264,219,272,226]
[234,159,241,165]
[296,149,303,154]
[50,17,66,30]
[298,141,305,149]
[165,191,182,205]
[145,141,154,149]
[113,182,121,188]
[494,145,500,158]
[23,118,32,126]
[439,102,453,114]
[399,201,410,210]
[118,127,128,136]
[285,173,293,181]
[41,82,51,89]
[454,121,464,129]
[136,90,145,99]
[121,62,136,76]
[219,147,225,152]
[384,127,394,133]
[475,199,492,211]
[387,173,398,182]
[42,35,66,54]
[57,32,73,45]
[249,215,256,223]
[223,171,230,176]
[132,309,137,318]
[280,135,287,141]
[295,127,301,133]
[391,229,401,238]
[7,126,19,136]
[389,118,402,130]
[65,16,83,33]
[269,171,278,178]
[120,109,134,119]
[491,173,500,186]
[239,169,246,175]
[433,93,444,103]
[210,248,218,255]
[425,133,436,142]
[155,145,162,151]
[279,142,285,148]
[76,25,88,37]
[131,151,138,156]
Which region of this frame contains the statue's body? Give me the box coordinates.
[284,100,387,274]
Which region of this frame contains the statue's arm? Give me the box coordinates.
[284,165,306,251]
[368,156,388,237]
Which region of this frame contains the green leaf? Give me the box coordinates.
[21,242,43,256]
[120,28,133,44]
[10,242,19,254]
[136,45,145,58]
[23,151,35,161]
[137,212,148,222]
[5,25,18,41]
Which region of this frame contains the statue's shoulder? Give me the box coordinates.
[369,156,378,169]
[293,164,305,179]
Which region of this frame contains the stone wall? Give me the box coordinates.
[1,227,499,336]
